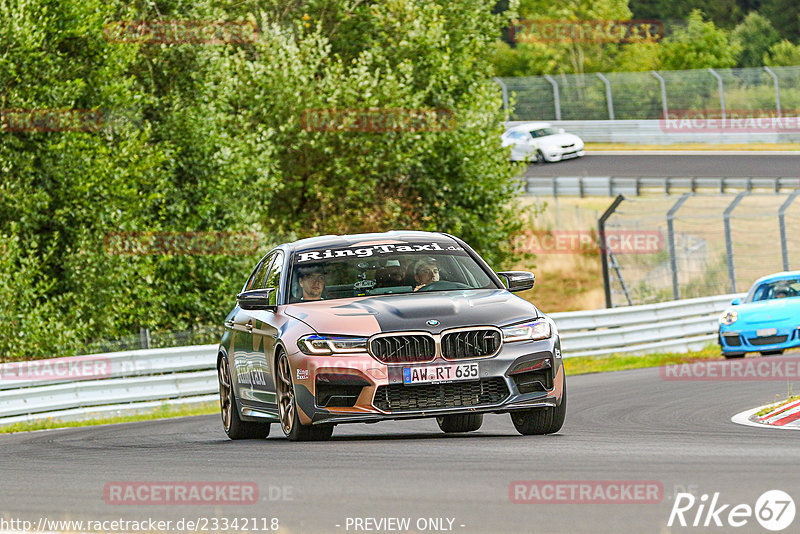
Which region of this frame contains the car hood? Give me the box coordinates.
[537,133,582,148]
[283,289,540,337]
[730,298,800,325]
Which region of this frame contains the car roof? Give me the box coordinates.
[505,122,552,133]
[285,230,457,253]
[751,271,800,285]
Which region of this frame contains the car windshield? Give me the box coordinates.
[287,239,496,303]
[746,278,800,302]
[529,127,559,138]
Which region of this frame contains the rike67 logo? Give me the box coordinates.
[668,490,795,531]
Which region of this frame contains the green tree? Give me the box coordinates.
[0,0,170,358]
[659,10,741,69]
[761,0,800,41]
[765,39,800,65]
[732,12,780,67]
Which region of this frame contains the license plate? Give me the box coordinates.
[402,363,479,385]
[757,328,778,337]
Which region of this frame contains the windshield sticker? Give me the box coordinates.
[296,242,463,263]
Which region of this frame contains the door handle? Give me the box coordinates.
[245,322,254,332]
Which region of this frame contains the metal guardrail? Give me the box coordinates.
[551,293,743,358]
[0,345,218,426]
[0,294,743,425]
[523,176,800,197]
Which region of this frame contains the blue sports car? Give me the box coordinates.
[719,271,800,358]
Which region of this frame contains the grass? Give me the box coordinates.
[563,345,723,376]
[0,401,218,434]
[586,142,800,151]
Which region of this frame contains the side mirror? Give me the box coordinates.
[237,288,276,311]
[558,128,565,134]
[731,298,741,306]
[497,271,535,292]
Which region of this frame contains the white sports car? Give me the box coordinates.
[502,122,585,163]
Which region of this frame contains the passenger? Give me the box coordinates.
[413,259,440,292]
[774,288,789,299]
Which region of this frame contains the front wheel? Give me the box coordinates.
[276,351,333,441]
[436,414,483,433]
[218,355,270,440]
[511,384,566,435]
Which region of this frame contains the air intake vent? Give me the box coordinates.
[441,329,501,359]
[369,334,436,364]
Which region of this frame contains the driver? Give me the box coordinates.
[774,288,789,299]
[298,265,326,301]
[413,258,440,291]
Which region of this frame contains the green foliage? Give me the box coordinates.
[765,40,800,66]
[761,0,800,41]
[733,12,780,67]
[659,10,741,70]
[1,0,522,359]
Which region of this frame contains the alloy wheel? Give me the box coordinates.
[276,354,295,435]
[218,357,232,431]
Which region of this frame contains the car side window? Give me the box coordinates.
[246,253,276,291]
[261,251,284,305]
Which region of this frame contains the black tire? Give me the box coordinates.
[536,150,546,164]
[760,350,785,356]
[511,384,567,436]
[436,413,483,433]
[218,355,270,440]
[276,351,333,442]
[724,352,746,359]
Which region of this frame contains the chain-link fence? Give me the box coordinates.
[602,193,800,307]
[82,324,222,355]
[498,66,800,121]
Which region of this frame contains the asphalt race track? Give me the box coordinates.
[2,362,799,534]
[524,153,800,178]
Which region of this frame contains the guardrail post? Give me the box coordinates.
[599,195,625,308]
[667,193,691,300]
[779,190,800,271]
[596,73,615,120]
[544,75,561,120]
[724,192,748,293]
[651,71,668,119]
[764,66,782,118]
[708,68,726,123]
[493,77,510,119]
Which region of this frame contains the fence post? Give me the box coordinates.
[493,77,509,119]
[599,195,625,308]
[544,74,561,120]
[708,68,726,123]
[724,192,748,293]
[139,327,151,350]
[779,190,800,271]
[764,66,781,118]
[596,72,615,120]
[667,193,691,300]
[651,71,668,118]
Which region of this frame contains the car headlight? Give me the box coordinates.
[501,319,552,342]
[719,310,738,326]
[297,334,368,355]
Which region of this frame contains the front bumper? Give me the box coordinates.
[719,325,800,353]
[288,336,565,426]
